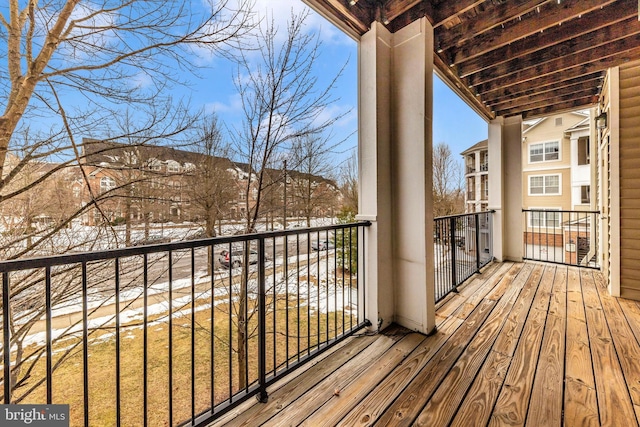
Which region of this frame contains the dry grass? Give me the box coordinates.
[18,293,356,426]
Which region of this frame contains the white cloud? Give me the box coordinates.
[251,0,348,45]
[205,93,243,114]
[129,72,154,89]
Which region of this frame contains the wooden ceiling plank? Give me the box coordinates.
[303,0,371,35]
[475,43,640,95]
[436,0,548,52]
[447,0,619,64]
[431,1,485,28]
[387,1,434,33]
[456,1,636,76]
[487,81,601,111]
[385,0,423,22]
[503,96,599,119]
[481,72,604,104]
[467,22,640,87]
[493,89,599,115]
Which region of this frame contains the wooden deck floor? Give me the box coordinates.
[212,262,640,426]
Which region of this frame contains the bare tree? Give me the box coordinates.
[338,150,358,216]
[288,134,340,226]
[187,114,236,238]
[0,0,254,178]
[229,10,348,388]
[433,142,465,217]
[0,1,253,403]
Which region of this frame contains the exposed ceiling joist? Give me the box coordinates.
[305,0,639,119]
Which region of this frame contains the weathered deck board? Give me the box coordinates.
[581,269,639,426]
[526,266,566,426]
[212,263,640,427]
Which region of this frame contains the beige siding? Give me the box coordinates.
[619,62,640,299]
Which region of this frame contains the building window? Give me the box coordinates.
[481,175,488,200]
[467,176,476,200]
[581,185,590,204]
[529,141,559,163]
[529,209,561,228]
[480,151,488,171]
[466,154,476,174]
[529,174,560,195]
[100,177,116,193]
[167,161,180,173]
[578,137,590,165]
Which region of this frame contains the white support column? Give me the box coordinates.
[358,18,435,335]
[488,116,523,262]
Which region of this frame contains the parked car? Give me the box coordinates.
[218,249,260,268]
[132,234,171,246]
[312,240,335,251]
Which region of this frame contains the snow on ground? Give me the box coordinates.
[15,248,357,350]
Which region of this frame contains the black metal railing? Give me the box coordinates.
[434,211,494,303]
[523,209,599,268]
[0,222,370,426]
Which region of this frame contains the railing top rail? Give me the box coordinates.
[0,221,372,273]
[434,210,495,221]
[522,209,600,214]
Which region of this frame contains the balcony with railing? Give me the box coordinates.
[4,211,633,427]
[0,223,370,426]
[0,211,499,426]
[523,209,600,268]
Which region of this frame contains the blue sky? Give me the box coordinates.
[1,1,487,170]
[180,1,488,169]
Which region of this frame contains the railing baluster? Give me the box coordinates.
[45,266,52,404]
[168,251,173,426]
[115,258,121,427]
[257,237,268,403]
[191,248,196,424]
[82,262,89,427]
[143,255,148,427]
[2,273,10,404]
[450,216,457,292]
[210,244,215,413]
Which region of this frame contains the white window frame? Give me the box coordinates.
[529,140,560,163]
[528,174,561,196]
[100,176,116,193]
[528,208,561,229]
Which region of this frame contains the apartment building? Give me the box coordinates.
[521,110,596,264]
[461,139,488,214]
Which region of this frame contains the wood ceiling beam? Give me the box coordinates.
[493,90,599,117]
[474,42,640,96]
[435,0,546,52]
[509,97,599,119]
[384,0,423,22]
[446,0,618,64]
[467,23,640,87]
[387,1,435,32]
[480,72,604,104]
[431,1,486,28]
[303,0,372,36]
[456,0,636,77]
[486,79,602,110]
